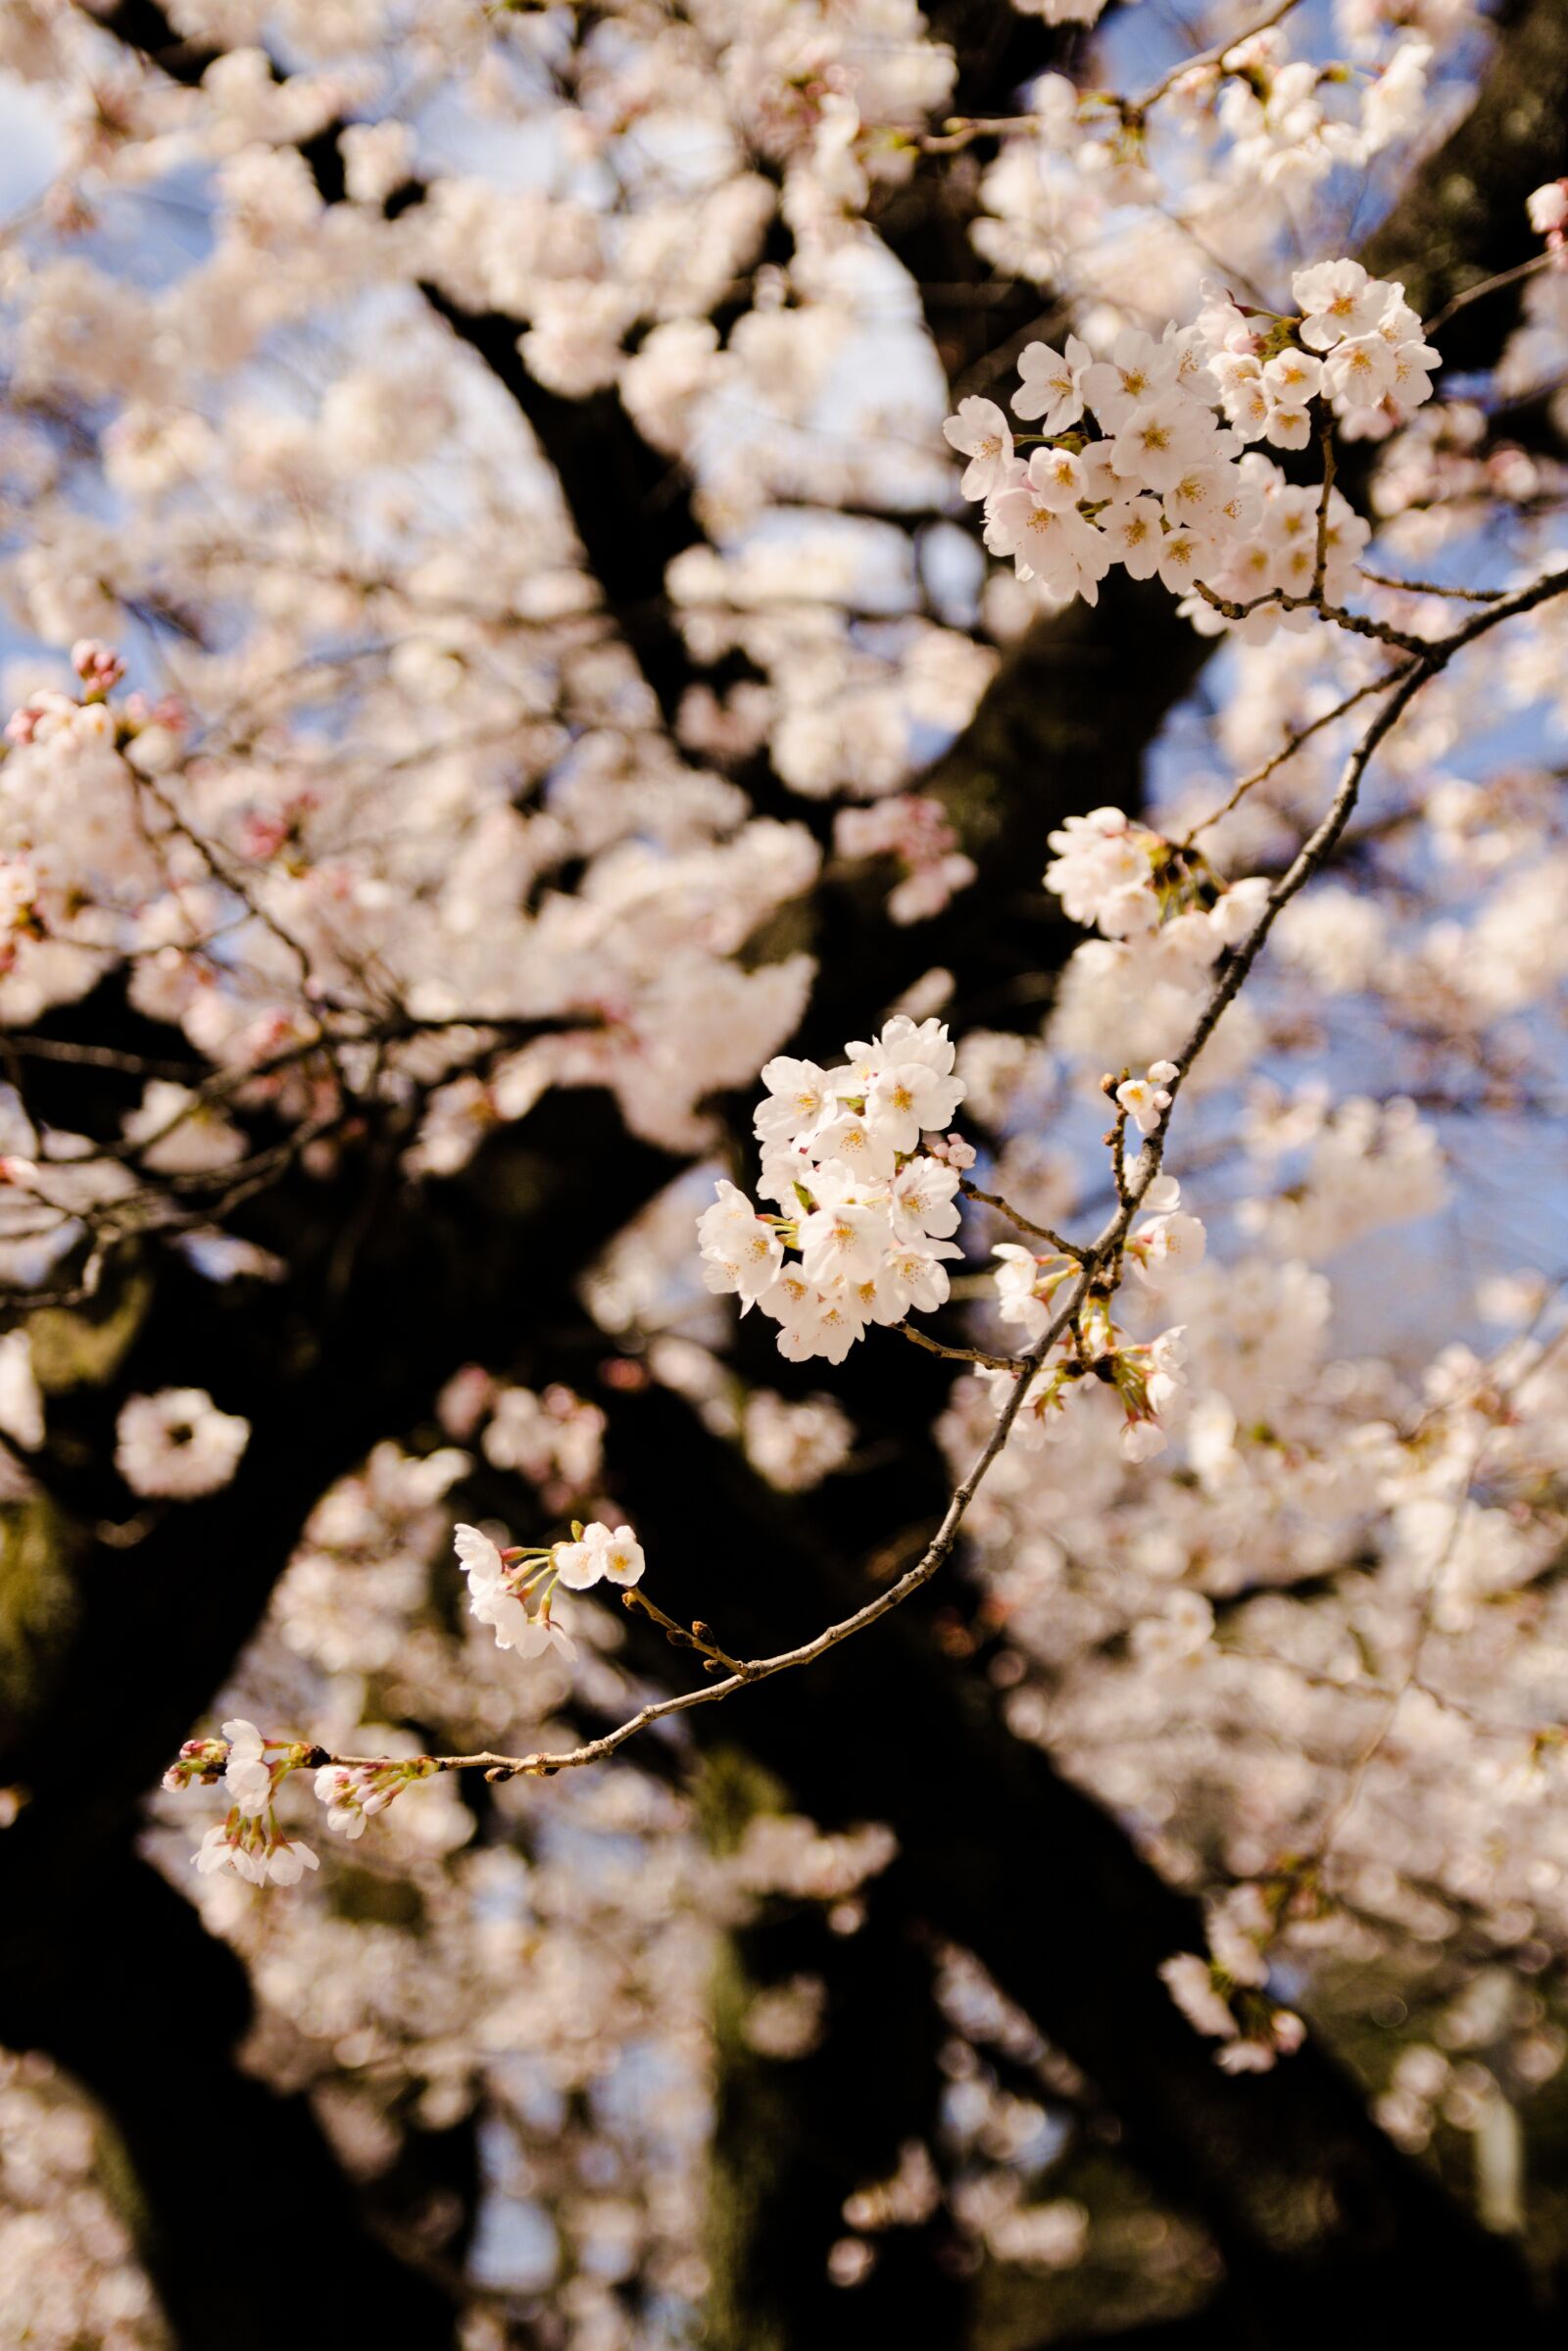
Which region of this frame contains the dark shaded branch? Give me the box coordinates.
[598,1381,1549,2349]
[417,288,704,730]
[0,1848,457,2350]
[703,1758,968,2351]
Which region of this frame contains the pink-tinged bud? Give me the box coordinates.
[240,812,292,860]
[436,1363,494,1440]
[71,639,125,694]
[121,690,185,730]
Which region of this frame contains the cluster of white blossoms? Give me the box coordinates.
[1160,1886,1307,2076]
[1216,262,1440,438]
[945,262,1431,616]
[1045,806,1272,966]
[833,796,978,926]
[698,1015,970,1362]
[313,1756,437,1840]
[164,1503,653,1888]
[165,1720,319,1886]
[1115,1063,1180,1140]
[989,1194,1198,1462]
[1044,807,1176,939]
[2,637,122,753]
[454,1517,645,1659]
[169,1719,441,1882]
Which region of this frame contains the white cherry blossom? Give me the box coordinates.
[1011,335,1092,432]
[115,1389,251,1499]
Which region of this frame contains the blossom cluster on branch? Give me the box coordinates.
[697,1016,969,1362]
[946,261,1428,616]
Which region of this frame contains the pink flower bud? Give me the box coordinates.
[71,639,125,694]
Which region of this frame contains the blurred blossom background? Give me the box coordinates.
[4,0,1568,2346]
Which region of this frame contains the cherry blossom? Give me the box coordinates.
[941,398,1016,501]
[1115,1062,1179,1137]
[1011,335,1092,433]
[114,1389,251,1499]
[1528,180,1568,237]
[195,1815,320,1887]
[314,1758,436,1838]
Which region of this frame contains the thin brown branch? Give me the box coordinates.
[958,1179,1083,1258]
[1357,567,1507,603]
[920,0,1308,149]
[1193,580,1434,658]
[1424,250,1555,340]
[619,1584,750,1677]
[1132,0,1307,117]
[1178,666,1415,847]
[1311,420,1337,603]
[898,1322,1032,1373]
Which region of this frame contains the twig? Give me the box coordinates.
[1424,251,1555,340]
[958,1179,1083,1258]
[1194,579,1434,658]
[619,1585,749,1678]
[1178,666,1414,847]
[3,1037,205,1080]
[899,1323,1033,1373]
[920,0,1307,148]
[1132,0,1305,116]
[1311,419,1336,604]
[1357,567,1506,603]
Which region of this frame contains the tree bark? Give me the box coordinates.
[701,1755,968,2350]
[600,1382,1552,2348]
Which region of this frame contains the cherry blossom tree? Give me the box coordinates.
[3,0,1568,2344]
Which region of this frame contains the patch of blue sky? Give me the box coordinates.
[408,14,737,204]
[487,2054,568,2137]
[589,2035,705,2148]
[467,2190,561,2295]
[531,1812,661,1891]
[78,160,220,291]
[0,72,61,221]
[920,518,987,625]
[414,81,584,194]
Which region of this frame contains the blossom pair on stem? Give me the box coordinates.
[455,1517,645,1657]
